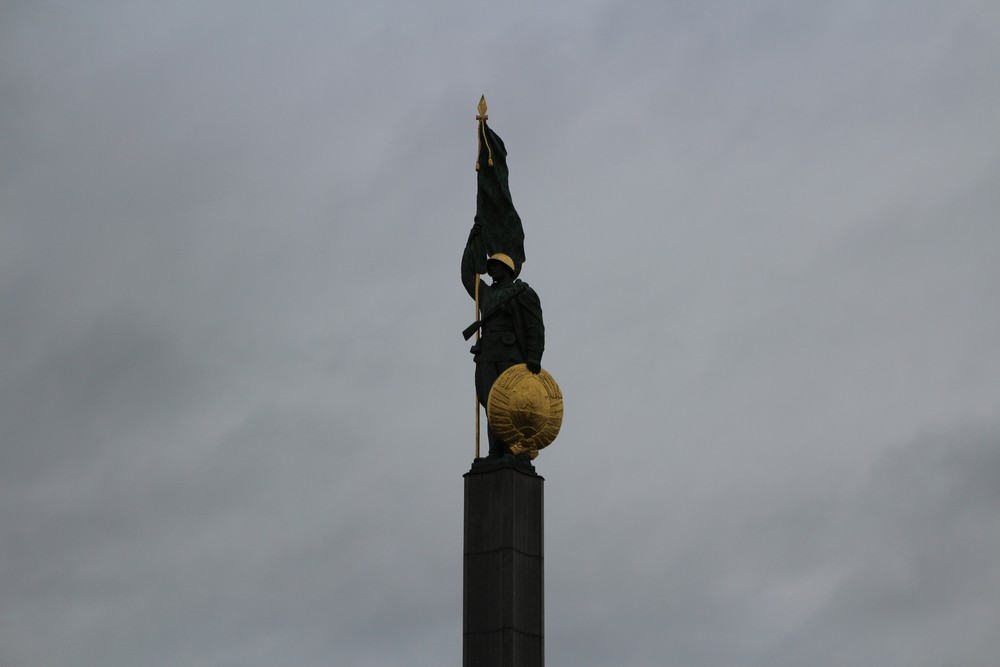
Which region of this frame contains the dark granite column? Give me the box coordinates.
[464,460,544,667]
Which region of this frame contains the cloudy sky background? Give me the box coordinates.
[3,1,999,665]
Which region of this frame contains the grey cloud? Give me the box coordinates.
[2,1,999,665]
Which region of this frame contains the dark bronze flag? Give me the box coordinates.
[475,97,526,276]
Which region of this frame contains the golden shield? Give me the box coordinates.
[487,364,563,459]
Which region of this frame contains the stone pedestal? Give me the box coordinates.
[464,460,544,667]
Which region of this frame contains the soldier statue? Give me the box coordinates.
[462,97,559,465]
[462,221,544,460]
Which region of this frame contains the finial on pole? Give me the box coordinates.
[475,95,493,171]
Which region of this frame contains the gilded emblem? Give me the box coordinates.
[487,364,563,459]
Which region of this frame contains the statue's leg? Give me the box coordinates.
[475,362,500,457]
[476,361,517,458]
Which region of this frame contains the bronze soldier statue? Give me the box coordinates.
[462,97,559,464]
[462,222,544,460]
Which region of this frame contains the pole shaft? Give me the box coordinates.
[474,274,481,459]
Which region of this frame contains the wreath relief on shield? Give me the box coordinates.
[487,364,563,459]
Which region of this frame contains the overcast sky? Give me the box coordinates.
[2,1,999,665]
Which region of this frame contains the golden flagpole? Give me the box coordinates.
[474,274,481,459]
[473,95,490,459]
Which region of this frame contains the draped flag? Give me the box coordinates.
[475,97,526,276]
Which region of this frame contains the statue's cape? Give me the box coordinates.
[476,122,525,276]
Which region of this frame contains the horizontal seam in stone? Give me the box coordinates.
[464,547,543,557]
[463,629,544,638]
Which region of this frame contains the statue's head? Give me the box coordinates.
[487,253,516,281]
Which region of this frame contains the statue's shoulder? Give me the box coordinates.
[512,279,540,306]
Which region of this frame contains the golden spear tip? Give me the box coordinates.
[475,95,492,171]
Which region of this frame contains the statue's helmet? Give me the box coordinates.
[487,253,516,273]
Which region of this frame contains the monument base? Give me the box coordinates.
[464,458,544,667]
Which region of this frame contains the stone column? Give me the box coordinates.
[463,460,544,667]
